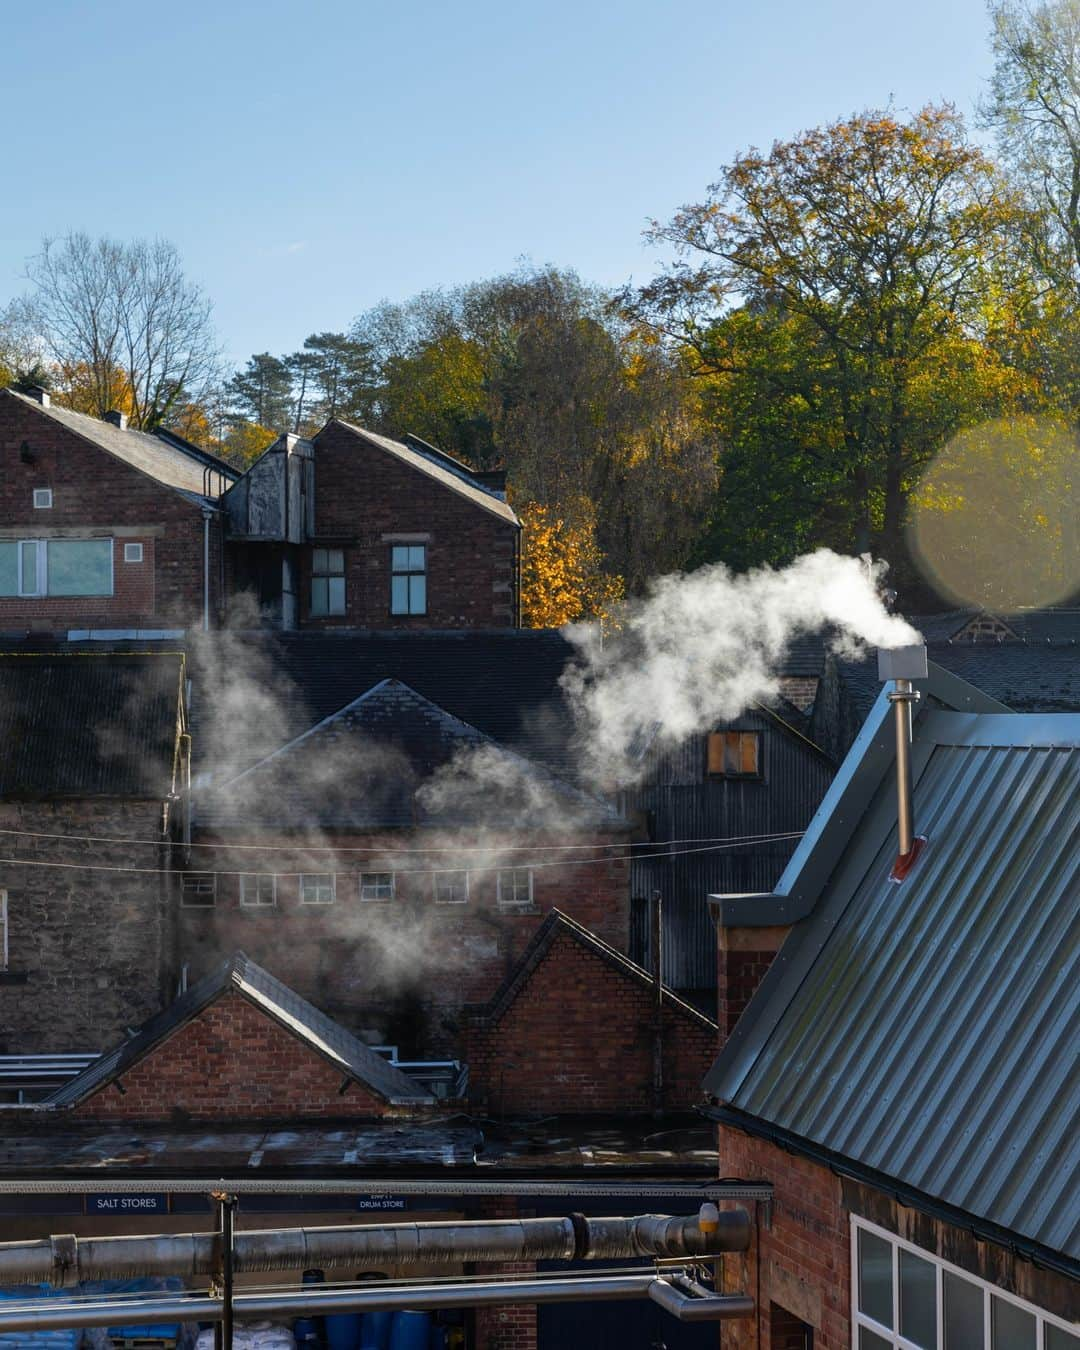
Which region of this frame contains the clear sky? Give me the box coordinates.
[0,0,995,364]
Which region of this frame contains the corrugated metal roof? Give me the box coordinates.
[705,709,1080,1261]
[4,390,228,499]
[48,952,434,1108]
[0,652,183,798]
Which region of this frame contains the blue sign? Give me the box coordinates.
[86,1194,168,1215]
[355,1195,409,1212]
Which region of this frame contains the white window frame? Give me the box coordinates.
[123,542,144,563]
[32,488,53,509]
[15,538,115,598]
[390,544,427,616]
[496,868,534,911]
[433,870,470,904]
[850,1216,1080,1349]
[239,873,277,908]
[18,540,44,597]
[0,891,7,971]
[300,873,336,905]
[359,872,395,902]
[180,873,217,908]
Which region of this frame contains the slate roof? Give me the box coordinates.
[3,389,235,500]
[0,652,184,798]
[329,421,519,527]
[705,684,1080,1268]
[915,607,1080,645]
[478,909,717,1030]
[46,952,434,1109]
[201,678,622,832]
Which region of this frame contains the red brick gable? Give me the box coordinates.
[73,989,391,1123]
[466,916,718,1115]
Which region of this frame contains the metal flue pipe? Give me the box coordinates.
[878,644,928,868]
[0,1210,751,1286]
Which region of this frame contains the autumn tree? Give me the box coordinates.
[19,233,221,428]
[518,500,624,628]
[630,107,1029,579]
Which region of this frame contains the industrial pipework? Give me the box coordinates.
[878,643,928,878]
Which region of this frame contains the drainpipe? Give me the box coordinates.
[201,507,213,632]
[651,889,664,1117]
[878,644,928,880]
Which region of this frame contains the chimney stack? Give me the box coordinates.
[22,385,50,407]
[103,409,128,430]
[878,644,928,880]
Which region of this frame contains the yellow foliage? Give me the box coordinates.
[518,500,624,629]
[222,420,276,468]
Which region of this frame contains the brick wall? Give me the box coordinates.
[179,830,631,1056]
[471,1197,538,1350]
[0,394,223,631]
[72,988,391,1123]
[303,422,519,629]
[717,925,789,1038]
[0,800,176,1054]
[466,928,718,1115]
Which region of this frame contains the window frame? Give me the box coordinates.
[432,870,470,904]
[496,867,535,911]
[706,729,763,780]
[310,547,346,617]
[850,1216,1079,1349]
[390,544,427,616]
[32,488,53,509]
[239,873,277,908]
[299,873,337,905]
[359,871,395,902]
[13,537,115,599]
[123,542,144,563]
[180,873,217,908]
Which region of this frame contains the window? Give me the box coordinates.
[0,539,113,598]
[497,868,534,910]
[32,488,52,509]
[239,873,277,907]
[433,870,469,904]
[123,542,144,563]
[851,1218,1079,1350]
[707,730,761,778]
[300,873,336,905]
[360,872,395,902]
[0,892,7,970]
[181,873,216,908]
[311,548,345,616]
[390,545,426,615]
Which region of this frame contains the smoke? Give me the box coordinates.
[562,550,921,783]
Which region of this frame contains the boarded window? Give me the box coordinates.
[181,873,217,908]
[707,730,761,777]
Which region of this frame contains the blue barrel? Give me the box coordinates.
[325,1311,362,1350]
[389,1311,430,1350]
[359,1310,393,1350]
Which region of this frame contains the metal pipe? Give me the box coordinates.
[891,677,916,857]
[0,1274,714,1333]
[202,507,212,632]
[0,1211,751,1284]
[651,888,664,1116]
[647,1279,755,1323]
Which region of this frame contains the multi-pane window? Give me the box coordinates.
[390,545,426,615]
[310,548,345,616]
[0,539,113,598]
[181,873,217,908]
[852,1218,1079,1350]
[496,868,534,910]
[707,730,761,778]
[0,892,8,971]
[300,873,336,905]
[239,873,277,907]
[360,872,395,902]
[433,870,469,904]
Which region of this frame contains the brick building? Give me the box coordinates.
[702,658,1080,1347]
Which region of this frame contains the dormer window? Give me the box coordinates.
[707,730,762,778]
[32,489,52,509]
[390,545,426,615]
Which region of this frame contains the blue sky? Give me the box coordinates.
[0,0,994,364]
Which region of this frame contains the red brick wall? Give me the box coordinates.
[466,928,718,1115]
[304,422,518,629]
[717,926,789,1038]
[471,1197,538,1350]
[179,830,631,1055]
[73,989,391,1123]
[0,394,223,631]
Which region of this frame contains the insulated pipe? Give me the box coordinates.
[0,1212,751,1285]
[0,1273,753,1334]
[890,677,917,858]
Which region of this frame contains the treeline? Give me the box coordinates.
[4,0,1079,618]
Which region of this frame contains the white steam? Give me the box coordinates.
[562,550,921,782]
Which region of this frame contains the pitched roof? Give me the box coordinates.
[915,607,1080,645]
[46,952,434,1109]
[3,389,235,499]
[479,908,717,1031]
[0,651,184,798]
[326,421,519,526]
[705,683,1080,1267]
[201,678,621,831]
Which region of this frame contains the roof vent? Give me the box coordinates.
[21,384,50,407]
[103,409,128,430]
[878,644,928,880]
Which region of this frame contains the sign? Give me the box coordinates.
[86,1193,168,1215]
[355,1195,409,1212]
